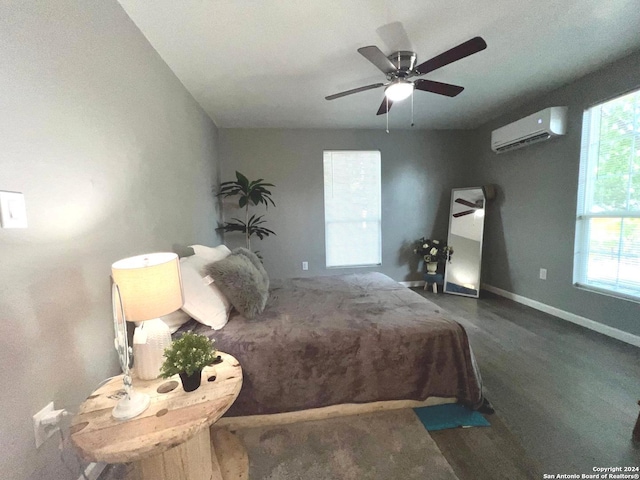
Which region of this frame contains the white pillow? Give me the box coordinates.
[133,310,190,334]
[179,255,231,330]
[189,244,231,263]
[160,310,191,334]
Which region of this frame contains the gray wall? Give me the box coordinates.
[219,129,474,281]
[0,2,221,479]
[469,49,640,337]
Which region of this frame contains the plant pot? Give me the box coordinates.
[426,261,438,275]
[179,370,202,392]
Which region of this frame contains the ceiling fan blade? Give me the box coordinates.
[325,83,384,101]
[414,79,464,97]
[453,209,475,218]
[376,97,394,115]
[414,36,487,76]
[358,46,397,74]
[455,198,478,208]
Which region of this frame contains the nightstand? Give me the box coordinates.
[71,352,243,480]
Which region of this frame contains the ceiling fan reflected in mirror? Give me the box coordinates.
[453,198,485,218]
[325,36,487,116]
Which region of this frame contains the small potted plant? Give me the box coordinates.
[160,332,217,392]
[414,238,454,274]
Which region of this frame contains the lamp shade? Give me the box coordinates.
[111,252,183,322]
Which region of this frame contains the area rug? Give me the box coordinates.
[235,409,460,480]
[414,403,490,431]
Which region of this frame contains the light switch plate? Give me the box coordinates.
[0,191,28,228]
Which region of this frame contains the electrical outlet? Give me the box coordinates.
[302,261,309,271]
[539,268,547,280]
[33,402,59,448]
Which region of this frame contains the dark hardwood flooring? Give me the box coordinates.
[416,288,640,479]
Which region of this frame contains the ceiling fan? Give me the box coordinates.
[453,198,484,218]
[325,36,487,116]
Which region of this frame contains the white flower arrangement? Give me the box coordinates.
[414,237,454,263]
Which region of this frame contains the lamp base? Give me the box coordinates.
[112,390,150,420]
[133,318,172,380]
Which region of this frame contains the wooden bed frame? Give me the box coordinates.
[216,395,456,430]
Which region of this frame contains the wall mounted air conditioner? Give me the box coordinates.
[491,106,568,153]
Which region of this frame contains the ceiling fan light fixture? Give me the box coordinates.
[384,80,414,102]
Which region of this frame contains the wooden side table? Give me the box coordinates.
[71,352,243,480]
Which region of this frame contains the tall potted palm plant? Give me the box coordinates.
[217,171,276,251]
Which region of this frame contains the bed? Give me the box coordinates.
[177,271,484,417]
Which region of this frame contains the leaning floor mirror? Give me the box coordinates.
[444,187,486,298]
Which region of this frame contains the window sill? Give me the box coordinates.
[573,283,640,305]
[327,263,381,269]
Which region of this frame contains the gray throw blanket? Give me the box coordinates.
[179,272,483,416]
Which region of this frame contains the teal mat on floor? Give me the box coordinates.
[413,403,490,431]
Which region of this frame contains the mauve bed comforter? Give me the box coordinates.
[180,272,483,416]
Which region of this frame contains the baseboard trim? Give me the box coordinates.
[78,462,106,480]
[482,284,640,348]
[399,280,426,288]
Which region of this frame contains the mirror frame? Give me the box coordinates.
[443,187,486,298]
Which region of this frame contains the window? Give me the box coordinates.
[323,150,381,268]
[574,89,640,301]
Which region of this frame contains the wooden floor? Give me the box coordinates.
[418,288,640,479]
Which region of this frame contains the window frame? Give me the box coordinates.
[573,88,640,303]
[323,150,382,269]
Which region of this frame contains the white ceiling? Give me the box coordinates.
[119,0,640,130]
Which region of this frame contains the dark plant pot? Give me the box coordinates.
[179,370,202,392]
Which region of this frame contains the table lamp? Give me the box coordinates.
[110,252,183,418]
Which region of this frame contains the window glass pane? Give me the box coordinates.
[588,90,637,213]
[326,221,381,267]
[323,151,381,268]
[592,137,632,212]
[631,175,640,210]
[600,94,634,137]
[584,218,640,295]
[586,218,621,284]
[620,217,640,290]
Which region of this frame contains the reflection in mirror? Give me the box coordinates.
[444,187,486,298]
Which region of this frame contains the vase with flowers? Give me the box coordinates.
[160,332,218,392]
[414,238,454,274]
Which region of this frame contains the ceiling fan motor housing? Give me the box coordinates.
[387,51,417,78]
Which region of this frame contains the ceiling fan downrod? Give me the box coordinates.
[386,96,389,134]
[411,89,414,128]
